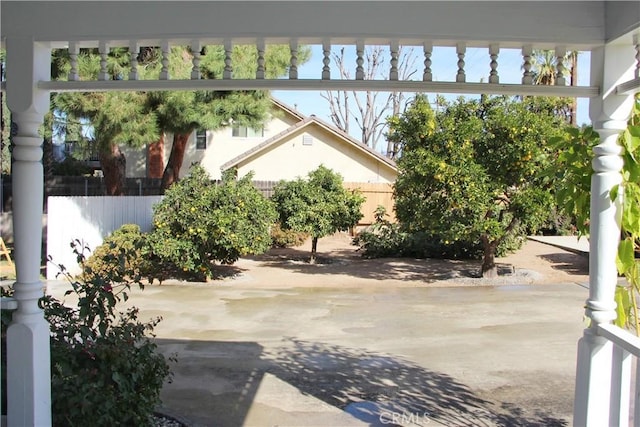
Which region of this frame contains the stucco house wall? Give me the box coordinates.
[233,123,396,183]
[124,99,306,180]
[123,98,396,183]
[196,110,302,180]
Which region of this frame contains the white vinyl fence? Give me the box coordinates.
[46,196,161,279]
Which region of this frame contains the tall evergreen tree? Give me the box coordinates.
[146,44,307,190]
[53,48,157,194]
[52,44,309,194]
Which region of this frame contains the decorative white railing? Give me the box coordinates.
[30,38,601,97]
[597,323,640,426]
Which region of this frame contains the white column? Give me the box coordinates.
[98,40,109,81]
[522,45,533,85]
[191,39,202,80]
[5,37,52,427]
[573,41,636,427]
[129,41,139,81]
[488,44,499,84]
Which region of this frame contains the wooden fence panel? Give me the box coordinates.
[344,182,396,225]
[251,180,279,199]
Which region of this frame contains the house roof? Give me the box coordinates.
[220,113,398,173]
[270,97,306,122]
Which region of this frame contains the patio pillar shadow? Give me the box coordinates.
[263,338,568,427]
[156,337,568,427]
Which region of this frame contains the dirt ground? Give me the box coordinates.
[205,233,589,288]
[0,262,15,281]
[1,234,589,287]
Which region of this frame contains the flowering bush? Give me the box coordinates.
[41,241,173,426]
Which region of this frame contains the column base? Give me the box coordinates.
[6,315,51,427]
[574,329,614,426]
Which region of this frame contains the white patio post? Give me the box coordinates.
[5,37,52,427]
[573,41,636,426]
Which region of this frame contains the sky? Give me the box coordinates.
[273,45,591,149]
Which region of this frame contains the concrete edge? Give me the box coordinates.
[527,236,589,257]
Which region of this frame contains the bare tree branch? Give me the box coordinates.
[321,45,418,154]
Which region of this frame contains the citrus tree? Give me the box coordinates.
[271,165,365,263]
[391,95,563,277]
[148,166,276,277]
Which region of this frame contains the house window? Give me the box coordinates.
[195,129,207,150]
[232,125,264,138]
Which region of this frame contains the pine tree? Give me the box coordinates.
[144,44,309,190]
[53,48,159,194]
[51,44,309,194]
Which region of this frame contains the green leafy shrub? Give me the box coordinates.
[545,125,598,237]
[84,224,162,283]
[353,219,407,259]
[354,205,524,260]
[39,241,173,426]
[354,207,483,259]
[612,97,640,331]
[353,206,408,258]
[270,222,309,248]
[52,157,94,176]
[551,96,640,332]
[148,166,277,277]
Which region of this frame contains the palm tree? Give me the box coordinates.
[532,50,557,85]
[531,49,579,124]
[568,51,579,125]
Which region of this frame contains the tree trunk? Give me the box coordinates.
[569,52,578,126]
[147,133,165,179]
[161,132,190,191]
[310,236,318,264]
[99,144,126,196]
[480,234,499,278]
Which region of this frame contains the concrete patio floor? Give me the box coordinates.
[48,281,587,427]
